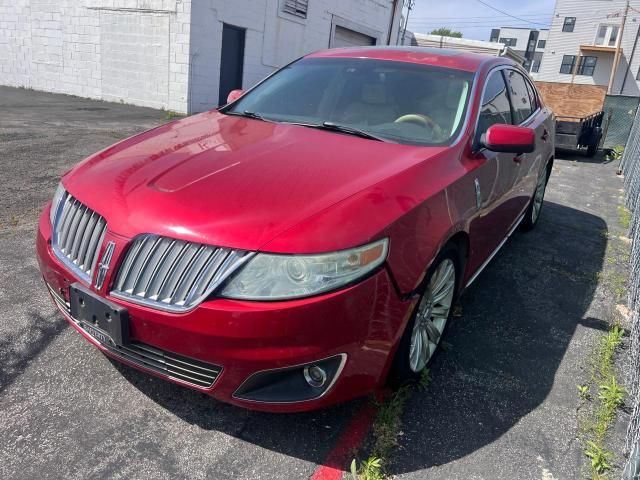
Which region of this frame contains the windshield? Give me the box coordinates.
[223,58,474,147]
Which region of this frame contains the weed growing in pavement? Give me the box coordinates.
[351,369,436,479]
[607,145,624,163]
[579,322,625,478]
[165,110,183,120]
[577,384,590,400]
[598,376,625,411]
[585,441,613,475]
[351,456,383,480]
[417,368,432,391]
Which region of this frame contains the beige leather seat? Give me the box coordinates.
[342,83,397,126]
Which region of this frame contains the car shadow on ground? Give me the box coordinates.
[112,200,606,473]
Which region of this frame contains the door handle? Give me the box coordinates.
[541,129,550,142]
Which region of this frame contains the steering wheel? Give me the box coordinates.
[394,114,439,130]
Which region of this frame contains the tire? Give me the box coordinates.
[586,143,597,157]
[521,165,550,231]
[389,245,460,387]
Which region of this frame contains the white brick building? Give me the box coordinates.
[0,0,403,113]
[536,0,640,96]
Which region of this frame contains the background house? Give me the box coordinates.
[0,0,404,114]
[489,27,548,76]
[536,0,640,116]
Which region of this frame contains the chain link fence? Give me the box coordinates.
[603,95,640,150]
[621,107,640,479]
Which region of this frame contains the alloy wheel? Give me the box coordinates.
[409,258,456,372]
[531,172,547,223]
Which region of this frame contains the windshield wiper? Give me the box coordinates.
[224,110,266,121]
[286,121,387,142]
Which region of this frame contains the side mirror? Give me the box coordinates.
[481,124,536,154]
[226,89,245,104]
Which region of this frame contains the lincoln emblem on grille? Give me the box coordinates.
[95,241,115,290]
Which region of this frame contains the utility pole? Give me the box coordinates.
[387,0,400,45]
[401,0,416,45]
[608,0,630,94]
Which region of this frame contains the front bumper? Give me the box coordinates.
[36,207,412,412]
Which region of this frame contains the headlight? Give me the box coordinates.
[220,238,389,300]
[49,183,66,226]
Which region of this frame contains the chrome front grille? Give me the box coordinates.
[111,234,252,312]
[52,192,107,284]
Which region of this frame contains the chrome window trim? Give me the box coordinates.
[471,64,541,153]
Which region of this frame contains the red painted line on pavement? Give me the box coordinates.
[310,390,390,480]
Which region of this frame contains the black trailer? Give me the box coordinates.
[555,111,605,157]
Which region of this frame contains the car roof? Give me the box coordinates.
[306,46,511,72]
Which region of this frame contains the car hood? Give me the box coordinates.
[64,110,446,251]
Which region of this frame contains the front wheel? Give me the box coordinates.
[521,167,549,231]
[389,247,459,385]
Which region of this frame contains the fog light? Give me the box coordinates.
[303,365,327,388]
[233,354,346,403]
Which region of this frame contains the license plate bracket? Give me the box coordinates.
[69,283,130,346]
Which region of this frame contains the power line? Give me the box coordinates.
[410,14,554,20]
[473,0,562,26]
[409,13,626,27]
[410,19,552,25]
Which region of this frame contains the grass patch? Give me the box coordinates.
[351,369,432,480]
[618,205,631,230]
[164,110,183,120]
[579,324,625,478]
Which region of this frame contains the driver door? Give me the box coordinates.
[467,69,521,272]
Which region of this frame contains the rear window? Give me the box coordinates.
[225,57,474,146]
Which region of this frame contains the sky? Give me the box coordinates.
[406,0,557,41]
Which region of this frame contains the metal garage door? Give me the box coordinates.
[332,26,376,48]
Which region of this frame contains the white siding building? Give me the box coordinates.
[0,0,403,113]
[488,27,548,77]
[537,0,640,96]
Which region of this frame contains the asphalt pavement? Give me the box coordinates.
[0,86,626,479]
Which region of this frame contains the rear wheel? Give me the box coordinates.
[521,166,549,231]
[389,247,459,385]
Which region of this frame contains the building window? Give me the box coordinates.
[537,39,546,49]
[499,37,517,47]
[560,55,576,74]
[595,24,620,47]
[490,29,500,42]
[283,0,308,18]
[562,17,576,32]
[576,56,597,76]
[532,60,541,73]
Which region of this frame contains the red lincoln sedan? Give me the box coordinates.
[36,47,554,412]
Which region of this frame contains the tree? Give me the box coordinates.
[430,28,463,38]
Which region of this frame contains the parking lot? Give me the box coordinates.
[0,86,627,479]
